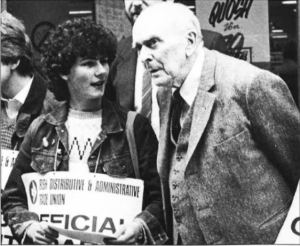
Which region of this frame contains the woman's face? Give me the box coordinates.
[64,56,109,107]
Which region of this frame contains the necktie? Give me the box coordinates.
[140,70,152,119]
[171,89,182,143]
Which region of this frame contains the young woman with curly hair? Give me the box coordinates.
[2,18,167,245]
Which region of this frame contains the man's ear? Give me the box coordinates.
[10,60,20,70]
[186,30,197,57]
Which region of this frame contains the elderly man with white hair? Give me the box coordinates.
[133,2,300,244]
[106,0,228,138]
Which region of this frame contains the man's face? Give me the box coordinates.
[133,18,188,88]
[124,0,164,25]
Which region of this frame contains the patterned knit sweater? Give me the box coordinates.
[66,108,102,173]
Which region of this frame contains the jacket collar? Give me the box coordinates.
[198,48,215,92]
[44,98,123,134]
[19,72,47,115]
[185,48,216,165]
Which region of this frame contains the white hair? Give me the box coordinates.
[135,2,203,43]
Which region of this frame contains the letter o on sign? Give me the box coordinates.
[291,217,300,236]
[29,180,38,204]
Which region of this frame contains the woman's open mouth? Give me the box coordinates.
[91,81,105,87]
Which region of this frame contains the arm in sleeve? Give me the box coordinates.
[1,120,40,241]
[246,71,300,192]
[133,115,168,245]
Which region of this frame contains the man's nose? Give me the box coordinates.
[139,46,152,64]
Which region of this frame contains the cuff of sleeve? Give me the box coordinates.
[8,211,39,225]
[134,218,148,245]
[8,211,39,241]
[135,210,168,245]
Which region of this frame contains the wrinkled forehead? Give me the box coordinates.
[133,15,173,45]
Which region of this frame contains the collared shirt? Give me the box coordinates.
[1,76,33,118]
[172,48,205,126]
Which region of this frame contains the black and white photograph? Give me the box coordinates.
[1,0,300,244]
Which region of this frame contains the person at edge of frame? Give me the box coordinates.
[1,11,59,151]
[132,2,300,244]
[2,18,168,245]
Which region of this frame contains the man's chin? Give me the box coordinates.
[152,76,173,88]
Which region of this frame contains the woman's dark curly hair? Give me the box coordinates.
[42,18,117,101]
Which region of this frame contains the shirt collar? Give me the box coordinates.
[1,75,34,105]
[178,47,204,106]
[14,76,34,104]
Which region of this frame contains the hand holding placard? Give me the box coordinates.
[22,172,144,244]
[104,221,141,245]
[26,221,58,245]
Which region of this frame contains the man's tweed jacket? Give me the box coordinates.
[157,48,300,244]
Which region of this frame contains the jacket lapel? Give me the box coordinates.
[185,49,216,165]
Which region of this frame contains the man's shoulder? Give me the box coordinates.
[213,50,263,78]
[208,50,280,89]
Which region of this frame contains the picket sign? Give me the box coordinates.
[1,149,19,188]
[1,149,19,245]
[275,181,300,244]
[22,171,144,244]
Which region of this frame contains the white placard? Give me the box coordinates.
[1,149,19,245]
[275,181,300,244]
[1,149,19,188]
[22,172,144,244]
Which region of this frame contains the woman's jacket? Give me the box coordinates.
[2,98,168,245]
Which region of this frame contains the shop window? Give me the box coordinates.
[269,0,298,105]
[69,0,94,20]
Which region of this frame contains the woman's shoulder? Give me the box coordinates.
[106,99,149,123]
